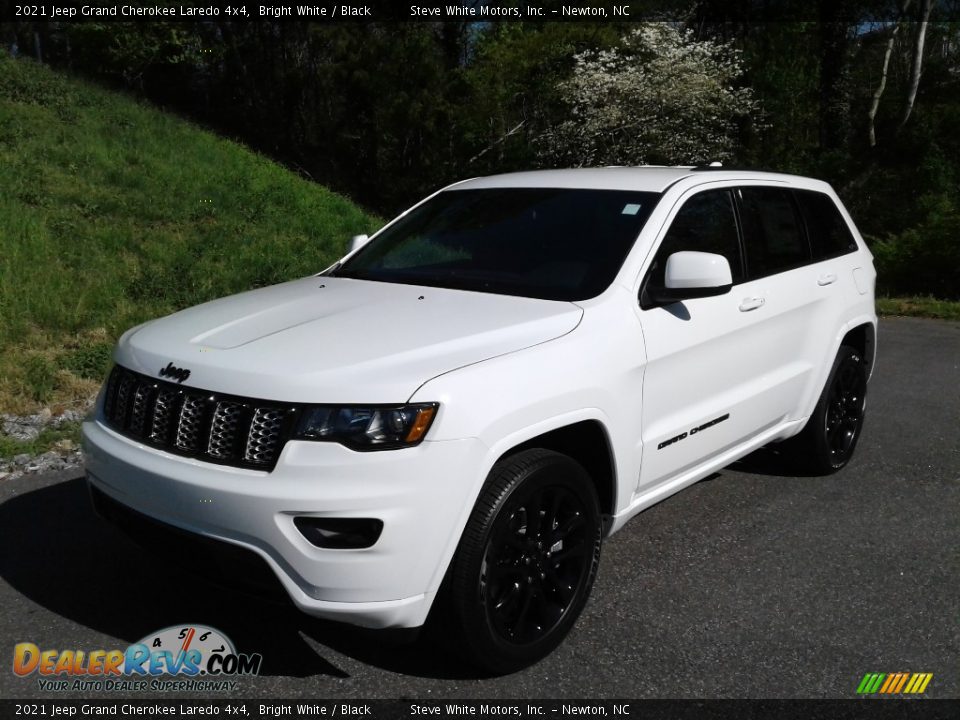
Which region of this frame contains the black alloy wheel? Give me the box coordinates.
[447,449,602,673]
[824,349,868,465]
[787,344,868,475]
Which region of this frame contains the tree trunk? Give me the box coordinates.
[899,0,934,130]
[867,0,912,148]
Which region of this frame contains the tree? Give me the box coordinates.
[536,24,763,167]
[458,23,623,174]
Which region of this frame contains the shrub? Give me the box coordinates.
[23,355,57,404]
[871,193,960,300]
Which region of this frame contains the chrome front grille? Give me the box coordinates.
[101,365,296,470]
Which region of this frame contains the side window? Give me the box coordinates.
[645,189,744,293]
[794,190,859,261]
[739,187,810,278]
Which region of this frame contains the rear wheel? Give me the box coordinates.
[447,449,602,674]
[789,345,868,474]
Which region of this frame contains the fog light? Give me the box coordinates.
[294,516,383,549]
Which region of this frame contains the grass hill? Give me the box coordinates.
[0,54,380,429]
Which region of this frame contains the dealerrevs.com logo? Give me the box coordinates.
[12,624,262,692]
[857,672,933,695]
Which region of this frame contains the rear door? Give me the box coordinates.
[788,188,863,409]
[735,185,850,425]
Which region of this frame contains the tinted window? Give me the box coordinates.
[646,189,743,291]
[335,188,659,301]
[739,187,809,278]
[795,190,858,261]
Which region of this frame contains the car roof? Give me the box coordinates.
[451,167,824,194]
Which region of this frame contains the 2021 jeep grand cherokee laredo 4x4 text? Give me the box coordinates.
[83,167,876,672]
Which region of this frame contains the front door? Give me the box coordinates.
[637,186,788,491]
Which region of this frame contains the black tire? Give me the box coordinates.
[447,448,602,674]
[788,345,868,475]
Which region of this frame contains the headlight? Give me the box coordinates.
[293,403,439,450]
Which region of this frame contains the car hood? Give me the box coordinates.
[115,276,583,403]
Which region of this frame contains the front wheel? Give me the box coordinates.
[788,345,868,474]
[447,449,602,674]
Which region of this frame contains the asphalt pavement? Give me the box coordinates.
[1,317,957,700]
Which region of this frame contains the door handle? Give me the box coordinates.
[818,273,838,286]
[739,297,765,312]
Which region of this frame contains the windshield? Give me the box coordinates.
[332,187,659,301]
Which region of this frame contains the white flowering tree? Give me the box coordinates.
[538,24,763,167]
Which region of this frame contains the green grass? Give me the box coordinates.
[0,55,380,416]
[876,296,960,321]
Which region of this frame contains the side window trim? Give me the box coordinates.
[730,188,748,280]
[791,189,815,263]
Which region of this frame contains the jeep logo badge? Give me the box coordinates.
[159,362,191,384]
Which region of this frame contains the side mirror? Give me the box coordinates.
[649,251,733,303]
[349,234,370,253]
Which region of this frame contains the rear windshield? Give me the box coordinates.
[332,188,659,301]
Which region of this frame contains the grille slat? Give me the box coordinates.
[113,373,138,429]
[102,366,292,470]
[149,388,180,445]
[103,366,122,420]
[128,382,155,437]
[175,395,206,453]
[208,401,245,459]
[245,408,286,465]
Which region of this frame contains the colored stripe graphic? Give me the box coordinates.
[857,673,884,693]
[893,673,909,693]
[905,673,933,694]
[857,672,932,694]
[879,674,897,693]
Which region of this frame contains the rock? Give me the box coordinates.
[1,407,88,441]
[0,405,90,478]
[2,418,42,442]
[53,409,85,426]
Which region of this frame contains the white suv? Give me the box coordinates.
[83,167,876,672]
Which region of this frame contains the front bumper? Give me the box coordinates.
[82,418,486,628]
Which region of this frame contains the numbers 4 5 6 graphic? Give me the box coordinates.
[133,625,260,676]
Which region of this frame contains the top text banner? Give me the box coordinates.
[5,1,672,23]
[4,1,888,23]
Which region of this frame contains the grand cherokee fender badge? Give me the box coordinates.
[159,362,191,384]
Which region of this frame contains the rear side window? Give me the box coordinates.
[794,190,859,261]
[739,187,809,279]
